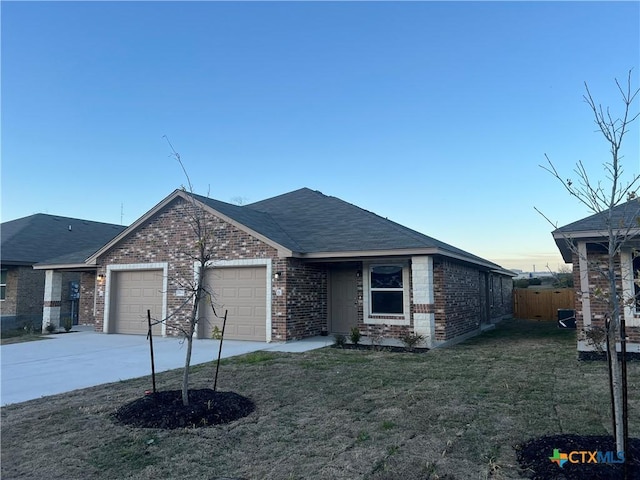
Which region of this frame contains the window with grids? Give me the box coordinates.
[370,265,404,314]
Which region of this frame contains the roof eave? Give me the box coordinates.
[33,263,97,271]
[294,247,510,273]
[552,228,640,240]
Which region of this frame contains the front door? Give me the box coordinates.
[330,267,358,333]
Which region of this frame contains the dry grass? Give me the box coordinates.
[1,319,638,479]
[0,329,48,345]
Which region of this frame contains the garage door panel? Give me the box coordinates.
[143,288,157,297]
[112,270,163,335]
[238,288,254,298]
[236,325,254,336]
[237,269,255,280]
[221,270,237,280]
[202,267,266,341]
[237,306,253,317]
[222,287,238,298]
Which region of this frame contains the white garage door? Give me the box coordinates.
[112,270,163,335]
[202,267,267,341]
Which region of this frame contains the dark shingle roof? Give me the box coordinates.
[1,214,127,265]
[190,193,303,251]
[553,198,640,235]
[188,188,507,271]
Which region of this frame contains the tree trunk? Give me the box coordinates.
[606,320,624,454]
[182,329,193,406]
[608,233,625,456]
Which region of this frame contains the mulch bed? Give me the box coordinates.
[331,344,429,354]
[578,351,640,361]
[516,434,640,479]
[113,389,255,429]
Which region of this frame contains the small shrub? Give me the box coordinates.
[400,332,424,351]
[211,326,222,340]
[349,327,361,345]
[333,334,346,347]
[45,323,56,334]
[582,326,606,352]
[23,322,35,334]
[63,318,73,332]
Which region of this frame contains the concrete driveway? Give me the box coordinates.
[0,327,333,406]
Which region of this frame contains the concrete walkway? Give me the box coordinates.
[0,328,333,406]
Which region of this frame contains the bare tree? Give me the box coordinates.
[162,136,225,406]
[538,70,639,462]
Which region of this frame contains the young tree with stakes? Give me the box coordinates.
[538,70,639,467]
[163,136,226,407]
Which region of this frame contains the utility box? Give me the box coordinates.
[558,309,576,329]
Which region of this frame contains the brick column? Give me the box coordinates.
[411,256,436,347]
[42,270,62,331]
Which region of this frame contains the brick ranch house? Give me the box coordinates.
[553,198,640,356]
[0,214,126,331]
[39,188,514,347]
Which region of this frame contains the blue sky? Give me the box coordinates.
[2,1,639,271]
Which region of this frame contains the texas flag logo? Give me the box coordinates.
[549,449,569,468]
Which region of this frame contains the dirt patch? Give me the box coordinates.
[113,389,255,429]
[516,434,639,479]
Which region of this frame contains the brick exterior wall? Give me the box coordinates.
[79,272,96,325]
[1,266,45,329]
[573,249,640,348]
[2,266,22,318]
[94,197,281,337]
[433,259,482,341]
[284,259,328,340]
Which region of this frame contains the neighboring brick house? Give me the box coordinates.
[553,198,640,356]
[48,188,513,347]
[0,214,126,331]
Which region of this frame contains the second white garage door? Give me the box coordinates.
[202,267,267,341]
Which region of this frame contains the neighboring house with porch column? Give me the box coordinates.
[553,198,640,357]
[0,214,126,331]
[45,188,514,347]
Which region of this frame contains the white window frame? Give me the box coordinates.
[363,261,410,325]
[620,249,640,327]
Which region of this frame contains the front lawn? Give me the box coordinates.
[0,327,48,345]
[1,319,637,479]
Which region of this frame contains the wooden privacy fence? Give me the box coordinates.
[513,288,575,321]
